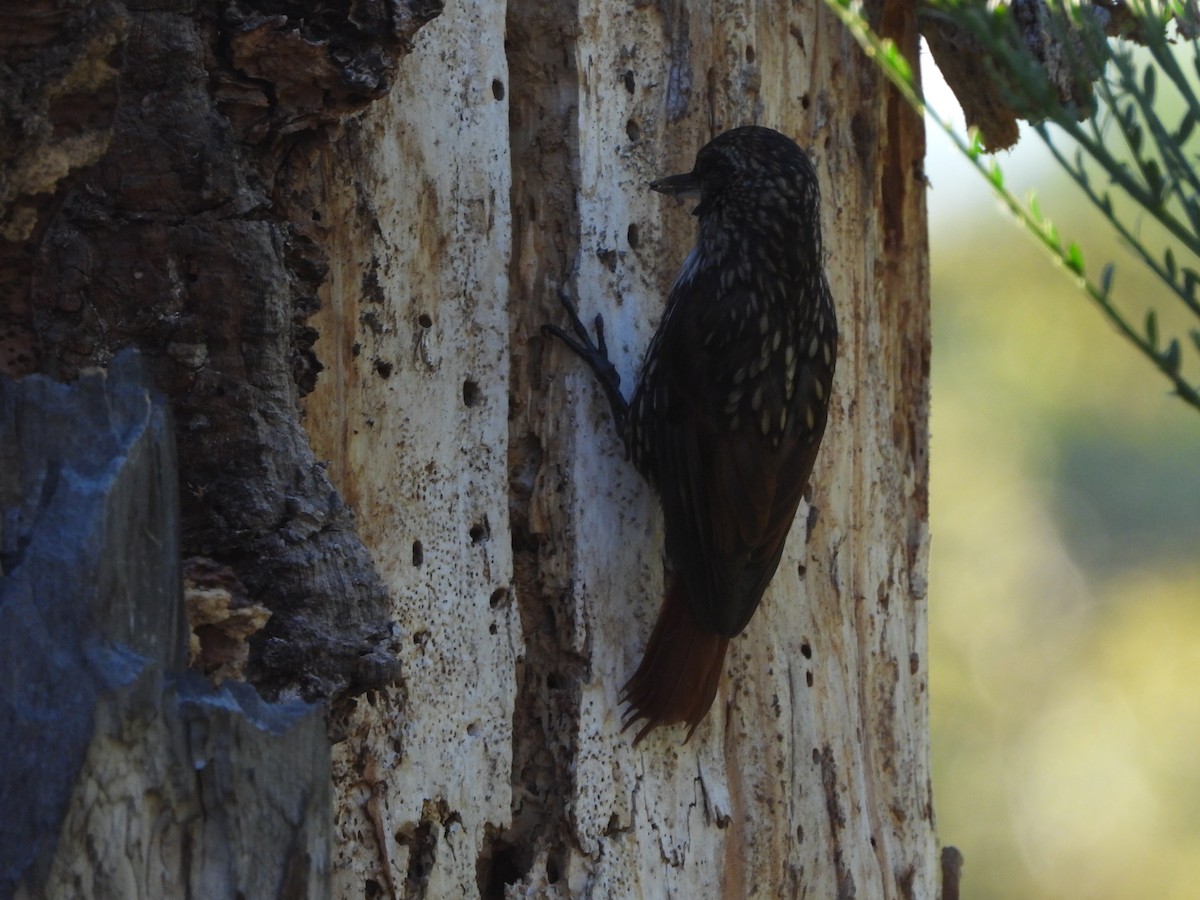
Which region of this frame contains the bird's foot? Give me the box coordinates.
[542,291,629,432]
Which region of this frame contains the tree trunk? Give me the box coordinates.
[2,0,933,896]
[308,0,933,895]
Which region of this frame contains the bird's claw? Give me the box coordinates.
[542,290,629,433]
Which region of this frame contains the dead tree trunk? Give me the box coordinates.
[2,0,933,895]
[309,0,934,896]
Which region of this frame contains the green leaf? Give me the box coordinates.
[1066,241,1085,275]
[1163,338,1181,372]
[1029,192,1043,223]
[1185,268,1200,303]
[989,161,1004,188]
[967,129,984,160]
[1100,262,1115,297]
[1143,66,1157,105]
[1128,120,1144,155]
[1178,109,1196,144]
[882,40,913,84]
[1146,309,1160,349]
[1190,328,1200,354]
[1145,159,1164,204]
[1165,247,1178,281]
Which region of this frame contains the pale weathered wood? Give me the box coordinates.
[309,0,934,896]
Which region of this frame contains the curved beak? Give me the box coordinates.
[649,171,701,199]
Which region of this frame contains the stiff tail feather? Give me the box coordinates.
[620,576,730,745]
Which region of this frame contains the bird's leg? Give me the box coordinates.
[543,290,630,435]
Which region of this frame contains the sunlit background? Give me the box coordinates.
[923,47,1200,899]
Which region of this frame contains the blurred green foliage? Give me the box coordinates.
[929,129,1200,897]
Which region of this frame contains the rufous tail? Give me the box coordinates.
[620,577,730,745]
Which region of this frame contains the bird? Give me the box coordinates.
[544,125,837,744]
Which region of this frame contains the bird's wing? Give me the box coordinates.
[641,281,830,638]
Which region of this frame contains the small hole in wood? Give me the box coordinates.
[622,70,635,94]
[801,641,812,659]
[489,587,510,608]
[463,379,481,407]
[627,223,639,249]
[492,79,505,101]
[806,670,814,687]
[470,520,490,544]
[626,118,640,142]
[745,44,755,63]
[418,313,433,329]
[412,540,423,566]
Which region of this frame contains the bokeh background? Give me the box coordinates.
[923,52,1200,899]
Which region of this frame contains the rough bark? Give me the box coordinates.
[0,0,442,705]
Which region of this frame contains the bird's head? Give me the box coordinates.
[649,126,820,235]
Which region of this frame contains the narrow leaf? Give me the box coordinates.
[1145,159,1164,203]
[1185,268,1200,302]
[968,129,984,160]
[1178,109,1197,144]
[883,41,913,83]
[1100,262,1115,297]
[1146,309,1160,349]
[1163,338,1181,372]
[989,161,1004,188]
[1066,241,1085,275]
[1143,66,1157,105]
[1165,247,1178,281]
[1190,328,1200,354]
[1128,120,1144,155]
